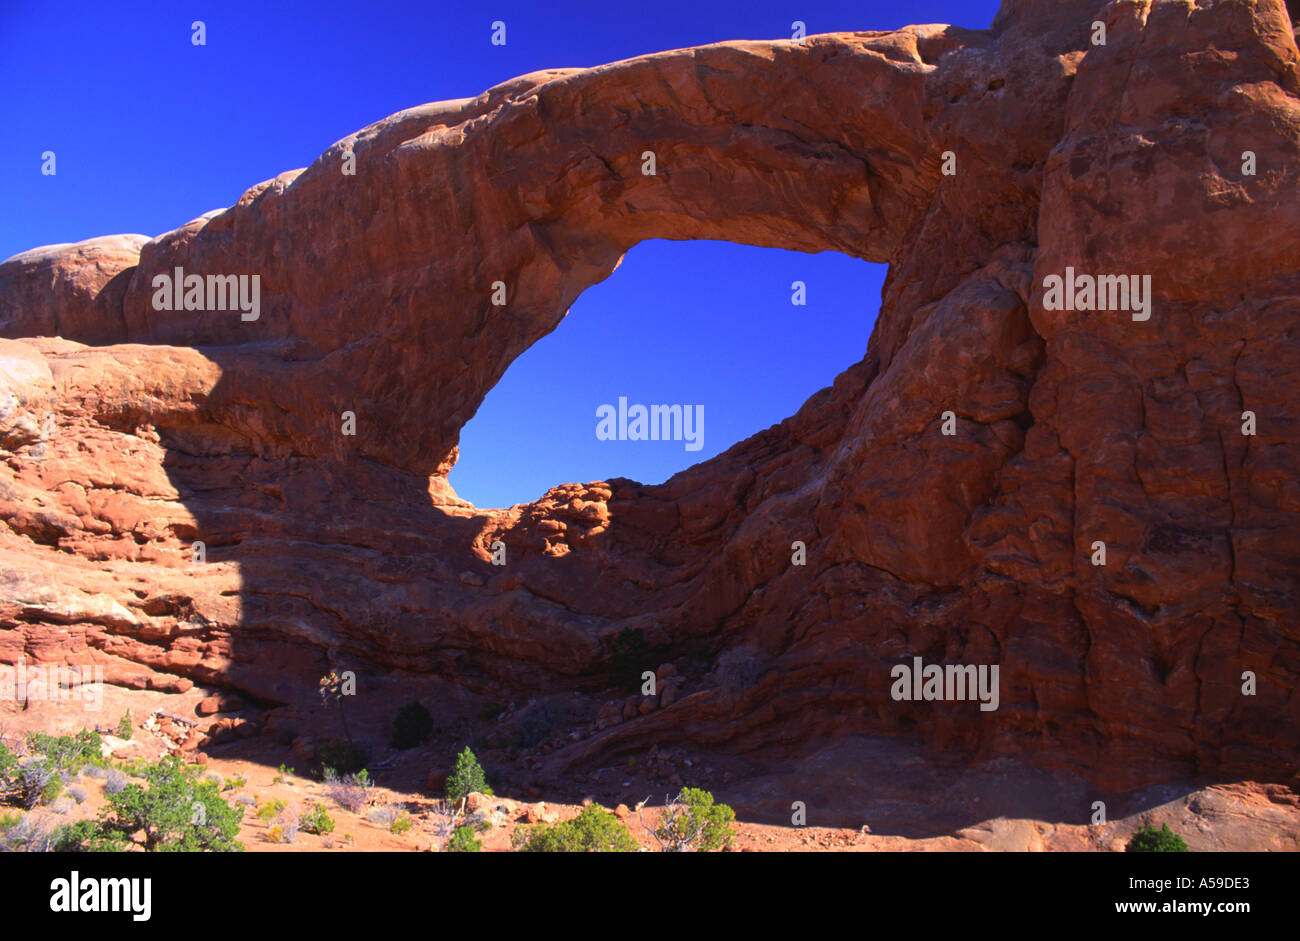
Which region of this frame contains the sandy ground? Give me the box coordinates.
[4,685,1298,852]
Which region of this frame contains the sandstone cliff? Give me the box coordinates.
[1,0,1298,814]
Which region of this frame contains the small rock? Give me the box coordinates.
[196,693,242,716]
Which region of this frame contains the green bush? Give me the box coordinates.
[115,710,134,741]
[1,813,124,852]
[26,730,103,772]
[446,825,481,852]
[317,739,370,776]
[504,701,567,751]
[0,744,63,810]
[655,788,735,852]
[391,701,434,750]
[1126,823,1189,853]
[323,767,371,813]
[445,747,488,807]
[605,628,667,692]
[55,754,244,852]
[257,798,286,822]
[302,803,336,835]
[32,765,63,807]
[53,819,127,852]
[5,731,107,810]
[515,804,636,852]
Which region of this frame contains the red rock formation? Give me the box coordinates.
[1,0,1298,805]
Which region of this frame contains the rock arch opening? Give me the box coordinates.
[448,240,887,509]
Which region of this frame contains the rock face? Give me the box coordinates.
[2,0,1299,805]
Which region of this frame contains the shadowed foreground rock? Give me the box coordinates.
[1,0,1298,816]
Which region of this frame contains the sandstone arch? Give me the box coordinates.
[1,0,1298,810]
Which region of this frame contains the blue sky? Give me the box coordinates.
[1,0,1001,507]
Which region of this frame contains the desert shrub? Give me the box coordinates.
[67,785,88,804]
[27,730,103,773]
[223,775,246,791]
[1126,823,1189,853]
[390,701,433,750]
[367,804,397,826]
[115,710,134,741]
[13,759,62,809]
[256,798,287,823]
[236,793,257,807]
[390,814,414,835]
[116,757,151,777]
[0,812,97,852]
[51,796,75,815]
[446,825,481,852]
[272,805,299,844]
[683,638,718,674]
[324,767,370,813]
[301,803,335,835]
[605,628,667,692]
[0,743,59,809]
[654,788,735,852]
[59,754,244,852]
[445,747,488,808]
[0,744,14,798]
[515,804,636,853]
[267,824,284,843]
[51,819,128,852]
[104,769,128,794]
[273,764,293,785]
[81,764,109,780]
[317,739,370,776]
[715,647,767,692]
[504,701,567,750]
